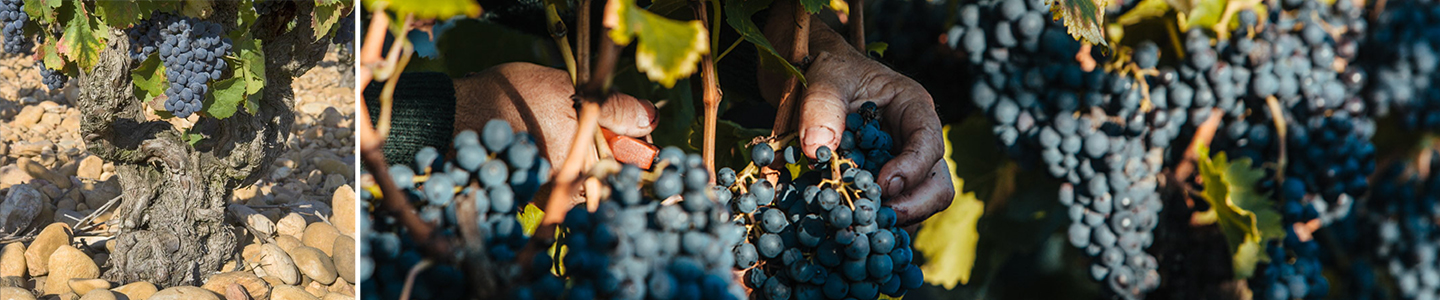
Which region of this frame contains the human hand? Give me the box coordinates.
[761,16,952,226]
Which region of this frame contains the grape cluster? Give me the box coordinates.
[839,103,895,175]
[948,0,1166,297]
[130,13,233,118]
[254,0,284,16]
[0,0,28,54]
[513,149,745,300]
[723,139,924,300]
[37,61,65,91]
[1357,0,1440,129]
[1362,156,1440,300]
[361,119,552,300]
[333,10,355,47]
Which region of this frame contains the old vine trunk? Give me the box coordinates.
[74,2,329,287]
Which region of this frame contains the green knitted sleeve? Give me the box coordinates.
[362,72,457,167]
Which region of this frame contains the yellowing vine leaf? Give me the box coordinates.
[1195,145,1285,279]
[915,125,984,289]
[362,0,481,20]
[520,203,544,236]
[605,0,709,88]
[1048,0,1109,46]
[60,12,107,71]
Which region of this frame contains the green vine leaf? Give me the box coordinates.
[203,77,246,119]
[362,0,481,20]
[130,54,166,105]
[605,0,709,88]
[95,1,169,28]
[60,10,107,72]
[181,0,213,19]
[1183,0,1227,30]
[1195,145,1285,279]
[724,0,806,85]
[866,42,888,57]
[1048,0,1109,46]
[231,31,266,115]
[312,0,349,42]
[22,0,61,24]
[799,0,828,13]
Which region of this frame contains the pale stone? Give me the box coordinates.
[78,290,116,300]
[74,156,102,180]
[149,286,220,300]
[0,184,42,234]
[331,236,355,284]
[45,246,98,295]
[0,166,33,191]
[23,223,69,276]
[320,293,353,300]
[300,223,339,256]
[269,285,318,300]
[9,106,43,128]
[276,214,306,238]
[228,204,274,238]
[275,236,303,253]
[112,281,157,300]
[257,244,299,285]
[0,243,24,278]
[329,185,355,236]
[66,279,109,295]
[18,158,68,189]
[288,246,336,285]
[225,283,252,300]
[0,286,35,300]
[201,271,270,300]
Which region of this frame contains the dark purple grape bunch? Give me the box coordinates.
[840,102,895,175]
[511,147,744,300]
[722,137,924,300]
[0,0,31,54]
[360,119,551,300]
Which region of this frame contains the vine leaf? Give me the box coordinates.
[231,32,266,115]
[520,203,544,236]
[130,54,166,105]
[799,0,828,13]
[41,41,63,71]
[203,77,246,119]
[181,0,212,19]
[1182,0,1226,30]
[59,10,106,71]
[22,0,61,24]
[312,0,349,42]
[1048,0,1109,46]
[95,1,167,28]
[724,0,806,85]
[363,0,481,21]
[915,125,985,289]
[866,42,888,57]
[1195,145,1285,279]
[605,0,710,88]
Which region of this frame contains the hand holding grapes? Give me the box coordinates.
[762,9,953,226]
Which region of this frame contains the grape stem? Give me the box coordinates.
[546,4,578,83]
[694,0,723,179]
[1264,96,1288,184]
[399,259,435,300]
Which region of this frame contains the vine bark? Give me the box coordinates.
[74,1,330,287]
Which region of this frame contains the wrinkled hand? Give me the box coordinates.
[762,16,952,226]
[452,62,659,165]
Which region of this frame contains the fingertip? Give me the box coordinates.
[801,125,840,160]
[598,93,658,137]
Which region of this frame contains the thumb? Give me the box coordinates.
[798,52,859,158]
[596,93,658,138]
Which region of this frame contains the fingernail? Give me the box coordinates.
[638,102,657,128]
[887,176,905,196]
[803,126,835,150]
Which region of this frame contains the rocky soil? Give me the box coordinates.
[0,46,357,300]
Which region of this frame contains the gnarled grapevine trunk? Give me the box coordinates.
[74,1,330,287]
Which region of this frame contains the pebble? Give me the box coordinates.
[149,286,220,300]
[66,278,109,295]
[275,236,303,253]
[45,245,98,295]
[226,283,252,300]
[19,157,68,189]
[112,281,157,300]
[301,222,339,256]
[257,244,300,285]
[24,223,70,276]
[0,184,41,233]
[0,166,32,190]
[289,246,337,285]
[321,293,354,300]
[329,185,355,235]
[331,236,355,284]
[228,204,275,238]
[276,213,306,238]
[270,285,319,300]
[201,271,270,300]
[78,290,116,300]
[0,287,35,300]
[0,243,22,278]
[74,156,102,180]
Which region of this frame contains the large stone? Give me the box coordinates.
[228,204,275,238]
[74,157,103,180]
[45,246,98,295]
[18,158,68,189]
[0,166,33,191]
[201,271,270,300]
[269,285,318,300]
[276,214,306,238]
[331,236,355,284]
[0,287,35,300]
[225,283,252,300]
[275,236,303,253]
[149,286,220,300]
[111,281,157,300]
[257,244,299,285]
[9,106,43,128]
[320,293,353,300]
[288,246,336,285]
[24,223,70,276]
[329,185,355,236]
[300,223,339,256]
[0,243,24,278]
[0,184,42,233]
[78,290,116,300]
[66,278,109,295]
